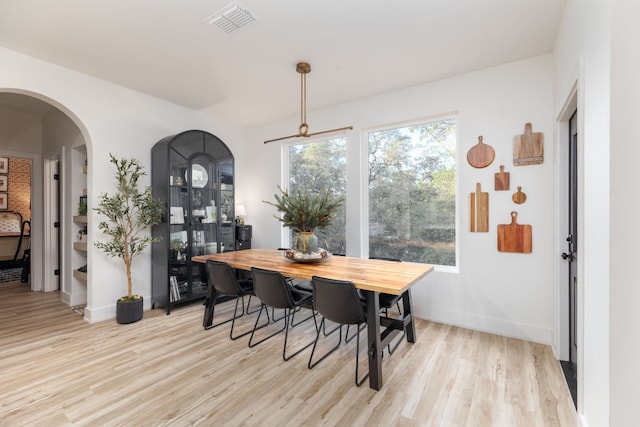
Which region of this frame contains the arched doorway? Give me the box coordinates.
[0,90,90,312]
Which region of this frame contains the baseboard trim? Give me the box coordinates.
[60,290,87,307]
[415,306,554,346]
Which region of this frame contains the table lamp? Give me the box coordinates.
[235,205,247,225]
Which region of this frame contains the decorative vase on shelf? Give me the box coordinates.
[295,231,318,254]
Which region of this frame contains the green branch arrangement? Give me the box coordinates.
[94,154,164,301]
[263,185,342,233]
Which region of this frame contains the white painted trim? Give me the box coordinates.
[43,155,61,292]
[554,81,578,361]
[418,307,554,345]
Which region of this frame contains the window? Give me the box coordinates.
[287,136,347,255]
[368,117,457,266]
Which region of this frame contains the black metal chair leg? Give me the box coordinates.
[282,309,316,361]
[204,294,246,330]
[229,296,270,340]
[308,318,343,369]
[386,331,405,355]
[345,323,366,343]
[271,306,287,322]
[248,304,286,348]
[291,305,316,327]
[245,295,261,315]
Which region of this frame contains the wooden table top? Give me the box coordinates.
[193,248,434,295]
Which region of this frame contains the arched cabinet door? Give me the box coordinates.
[150,130,235,314]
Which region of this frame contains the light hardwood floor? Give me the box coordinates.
[0,281,578,426]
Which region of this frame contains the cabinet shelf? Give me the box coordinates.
[73,269,87,281]
[73,215,88,224]
[73,242,87,252]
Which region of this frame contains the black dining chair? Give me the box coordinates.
[308,275,369,386]
[203,260,265,339]
[248,267,317,361]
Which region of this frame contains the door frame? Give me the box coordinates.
[556,84,577,361]
[43,153,61,292]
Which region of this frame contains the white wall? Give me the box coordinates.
[241,55,556,347]
[0,46,245,322]
[0,108,43,153]
[609,2,640,426]
[553,1,611,425]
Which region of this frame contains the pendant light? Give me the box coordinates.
[264,62,353,144]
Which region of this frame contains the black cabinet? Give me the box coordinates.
[151,130,235,313]
[235,225,252,250]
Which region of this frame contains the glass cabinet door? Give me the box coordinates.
[186,154,217,298]
[167,149,189,302]
[219,157,234,252]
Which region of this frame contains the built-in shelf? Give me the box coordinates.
[73,215,88,224]
[73,242,87,252]
[73,269,87,281]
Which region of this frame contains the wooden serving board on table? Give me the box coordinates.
[469,183,489,232]
[467,136,495,168]
[497,211,532,253]
[513,123,544,165]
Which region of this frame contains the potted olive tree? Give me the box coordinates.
[94,154,164,324]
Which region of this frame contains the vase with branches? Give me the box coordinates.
[264,185,342,256]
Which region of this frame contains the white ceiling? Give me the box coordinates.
[0,0,566,127]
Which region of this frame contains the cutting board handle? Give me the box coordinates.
[510,211,518,225]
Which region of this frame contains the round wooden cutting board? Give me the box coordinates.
[467,136,495,168]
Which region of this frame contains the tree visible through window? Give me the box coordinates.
[368,118,456,266]
[287,137,347,255]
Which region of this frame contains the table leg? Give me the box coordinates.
[202,286,218,329]
[402,289,416,343]
[365,290,382,390]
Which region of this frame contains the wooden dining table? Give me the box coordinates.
[193,248,434,390]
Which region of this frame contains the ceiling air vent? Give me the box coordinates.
[205,4,256,34]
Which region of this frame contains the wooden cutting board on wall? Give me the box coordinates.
[497,211,532,253]
[494,165,510,190]
[469,183,489,232]
[467,136,495,168]
[513,122,544,165]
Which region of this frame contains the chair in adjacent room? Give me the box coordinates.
[248,267,317,361]
[202,260,264,338]
[308,275,370,386]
